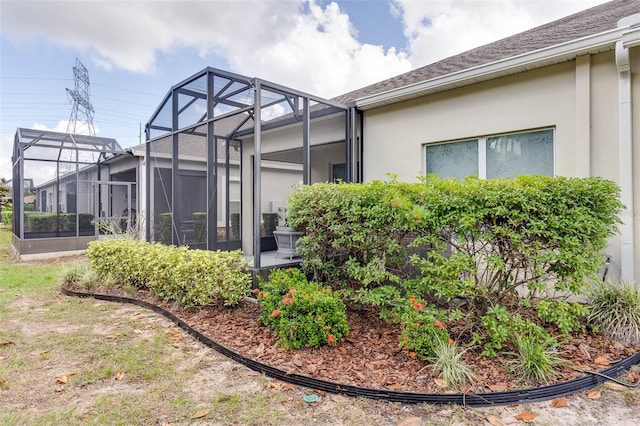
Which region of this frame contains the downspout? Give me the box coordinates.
[615,15,638,283]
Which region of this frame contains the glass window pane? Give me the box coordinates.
[486,129,553,179]
[426,140,478,179]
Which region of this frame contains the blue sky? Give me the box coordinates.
[0,0,609,181]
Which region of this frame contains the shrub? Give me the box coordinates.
[510,331,564,384]
[26,213,58,232]
[287,181,411,287]
[257,268,349,349]
[60,262,87,287]
[287,175,622,361]
[87,238,148,288]
[397,297,451,360]
[87,238,251,307]
[588,281,640,346]
[262,212,278,236]
[472,304,555,357]
[1,210,11,227]
[403,176,623,314]
[159,212,173,245]
[536,299,587,334]
[193,212,207,242]
[429,338,476,389]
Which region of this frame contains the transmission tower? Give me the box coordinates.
[66,58,96,136]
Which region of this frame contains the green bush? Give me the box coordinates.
[291,176,621,294]
[588,281,640,346]
[65,213,95,231]
[287,181,412,287]
[1,210,11,226]
[87,238,251,307]
[289,176,622,322]
[257,268,349,349]
[262,212,278,236]
[535,299,587,334]
[398,297,451,360]
[429,339,476,389]
[193,212,207,242]
[471,305,555,357]
[159,212,173,244]
[510,331,564,384]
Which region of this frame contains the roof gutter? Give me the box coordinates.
[616,14,640,283]
[356,26,629,110]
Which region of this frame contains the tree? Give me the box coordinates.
[0,177,11,213]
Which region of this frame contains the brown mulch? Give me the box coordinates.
[179,300,638,394]
[70,285,640,395]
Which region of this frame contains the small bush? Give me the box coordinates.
[1,210,11,227]
[588,281,640,346]
[429,338,476,389]
[510,331,564,384]
[257,268,349,349]
[536,299,587,334]
[398,297,451,360]
[159,212,173,245]
[473,305,554,357]
[193,212,207,242]
[59,262,87,287]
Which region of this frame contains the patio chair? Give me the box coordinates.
[273,228,303,260]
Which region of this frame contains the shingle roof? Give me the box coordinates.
[334,0,639,104]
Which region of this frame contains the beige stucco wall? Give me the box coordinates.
[363,61,584,181]
[362,47,639,281]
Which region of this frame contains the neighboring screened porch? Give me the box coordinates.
[11,128,134,255]
[145,67,361,267]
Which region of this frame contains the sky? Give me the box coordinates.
[0,0,611,182]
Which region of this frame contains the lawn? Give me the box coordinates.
[0,226,638,425]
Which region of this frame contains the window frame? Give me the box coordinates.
[423,128,555,179]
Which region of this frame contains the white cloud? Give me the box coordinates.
[1,0,610,101]
[1,1,412,98]
[232,1,411,97]
[32,120,70,134]
[394,0,610,67]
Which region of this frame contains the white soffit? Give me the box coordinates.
[356,27,628,110]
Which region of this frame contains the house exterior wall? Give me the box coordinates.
[362,48,639,280]
[241,114,347,254]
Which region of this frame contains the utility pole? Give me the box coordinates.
[66,58,96,136]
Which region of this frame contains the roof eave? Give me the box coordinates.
[356,26,627,110]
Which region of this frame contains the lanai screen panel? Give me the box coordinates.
[146,69,257,249]
[12,128,126,240]
[145,67,355,260]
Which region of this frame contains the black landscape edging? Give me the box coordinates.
[61,287,640,407]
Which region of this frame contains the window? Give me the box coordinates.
[425,129,554,179]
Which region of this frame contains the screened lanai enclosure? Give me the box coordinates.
[11,128,138,255]
[145,68,361,267]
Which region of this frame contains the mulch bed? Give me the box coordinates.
[70,285,640,394]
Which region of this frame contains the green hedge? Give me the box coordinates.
[24,212,94,232]
[87,238,251,307]
[288,176,623,308]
